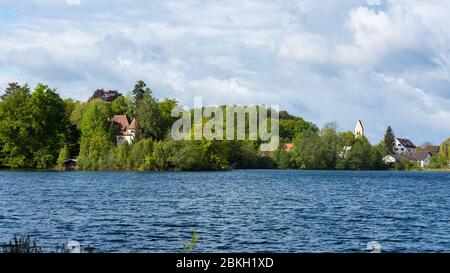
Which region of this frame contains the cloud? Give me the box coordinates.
[0,0,449,144]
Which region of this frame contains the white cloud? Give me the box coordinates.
[0,0,449,144]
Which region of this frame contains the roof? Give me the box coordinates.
[356,120,364,131]
[408,152,432,161]
[112,115,130,134]
[423,145,440,154]
[394,152,431,162]
[284,143,294,152]
[129,118,137,129]
[396,138,417,149]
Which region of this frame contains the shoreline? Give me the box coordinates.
[0,168,449,173]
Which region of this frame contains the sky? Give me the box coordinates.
[0,0,449,144]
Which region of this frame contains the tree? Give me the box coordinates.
[76,100,115,170]
[131,80,148,110]
[89,89,122,102]
[28,84,69,168]
[135,91,164,140]
[159,98,178,137]
[56,144,70,169]
[291,128,323,169]
[0,83,32,167]
[111,96,132,116]
[432,138,450,168]
[0,83,69,169]
[1,82,21,100]
[346,137,373,170]
[128,139,153,170]
[319,123,338,169]
[384,126,396,155]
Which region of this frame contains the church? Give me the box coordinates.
[354,120,364,138]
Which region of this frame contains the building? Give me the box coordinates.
[62,159,77,170]
[339,146,352,158]
[354,120,364,138]
[388,152,433,168]
[284,143,295,152]
[382,155,396,164]
[394,138,416,154]
[422,145,440,156]
[111,115,137,145]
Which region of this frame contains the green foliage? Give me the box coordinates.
[430,138,450,168]
[111,96,132,116]
[0,83,70,169]
[135,87,164,141]
[394,157,416,171]
[279,115,318,142]
[128,139,153,171]
[76,99,115,170]
[56,144,71,169]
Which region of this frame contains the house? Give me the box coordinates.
[284,143,295,152]
[354,120,364,138]
[382,155,396,164]
[62,159,77,170]
[111,115,137,145]
[260,143,294,156]
[339,146,352,158]
[394,138,416,154]
[422,145,440,156]
[388,152,433,167]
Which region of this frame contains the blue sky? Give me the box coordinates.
[0,0,449,145]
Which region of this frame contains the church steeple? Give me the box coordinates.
[354,120,364,138]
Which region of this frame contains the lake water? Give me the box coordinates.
[0,170,449,253]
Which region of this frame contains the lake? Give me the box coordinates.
[0,170,449,252]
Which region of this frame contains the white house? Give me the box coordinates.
[111,115,137,145]
[394,138,416,154]
[383,155,396,164]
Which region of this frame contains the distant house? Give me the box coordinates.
[260,143,294,156]
[394,138,416,154]
[62,159,77,170]
[284,143,295,152]
[339,146,352,158]
[385,152,433,168]
[382,155,396,164]
[111,115,137,145]
[422,145,440,156]
[354,120,364,138]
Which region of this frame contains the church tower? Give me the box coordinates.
[354,120,364,138]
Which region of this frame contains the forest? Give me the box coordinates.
[0,81,449,171]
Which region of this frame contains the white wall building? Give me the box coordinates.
[354,120,364,138]
[111,115,137,145]
[394,138,416,154]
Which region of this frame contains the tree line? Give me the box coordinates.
[0,81,448,171]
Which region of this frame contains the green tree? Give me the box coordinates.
[319,123,338,169]
[384,126,396,155]
[56,144,71,169]
[159,98,178,137]
[0,83,32,168]
[77,100,115,170]
[135,91,164,140]
[115,142,129,170]
[346,136,382,170]
[111,96,132,117]
[128,139,154,170]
